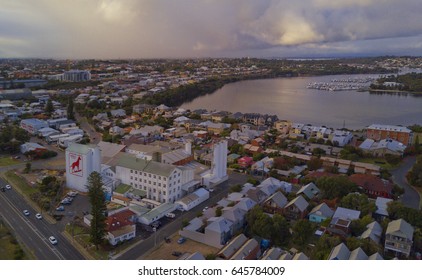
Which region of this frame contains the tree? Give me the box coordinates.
[67,97,74,120]
[45,99,54,116]
[292,219,314,247]
[307,157,323,171]
[24,162,31,174]
[316,176,358,200]
[271,214,290,246]
[340,193,376,216]
[87,172,106,249]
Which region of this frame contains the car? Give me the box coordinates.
[23,210,30,216]
[151,221,161,228]
[56,205,65,211]
[172,251,182,257]
[5,185,11,190]
[165,212,175,218]
[202,206,209,212]
[177,237,186,244]
[48,236,58,245]
[208,188,214,193]
[164,237,171,243]
[35,213,42,220]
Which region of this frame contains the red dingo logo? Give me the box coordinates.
[69,153,83,177]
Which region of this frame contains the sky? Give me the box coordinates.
[1,0,422,59]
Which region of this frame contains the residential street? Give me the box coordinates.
[391,156,420,209]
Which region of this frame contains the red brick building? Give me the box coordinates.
[366,124,412,146]
[350,174,393,199]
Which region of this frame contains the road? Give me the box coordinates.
[116,171,248,260]
[391,156,420,209]
[74,111,102,145]
[0,177,85,260]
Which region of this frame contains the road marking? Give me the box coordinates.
[0,193,65,260]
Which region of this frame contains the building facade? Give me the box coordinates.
[366,124,412,146]
[65,143,101,192]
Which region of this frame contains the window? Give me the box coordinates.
[153,175,156,179]
[135,171,138,174]
[159,176,161,180]
[163,191,166,195]
[130,176,133,180]
[158,183,161,187]
[130,170,133,173]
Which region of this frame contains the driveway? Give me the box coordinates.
[391,156,420,209]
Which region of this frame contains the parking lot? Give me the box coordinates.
[144,233,218,260]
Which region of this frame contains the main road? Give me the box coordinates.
[0,177,84,260]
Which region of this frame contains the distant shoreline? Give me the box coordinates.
[368,89,422,95]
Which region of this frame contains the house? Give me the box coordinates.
[349,248,368,260]
[331,130,353,147]
[329,243,383,260]
[296,182,320,200]
[328,243,350,260]
[261,247,287,260]
[350,174,393,199]
[262,192,288,214]
[105,209,136,246]
[227,153,241,164]
[205,217,234,247]
[309,203,334,223]
[234,197,257,212]
[360,221,383,244]
[237,156,253,168]
[110,109,126,118]
[328,207,361,236]
[359,138,406,157]
[374,197,393,221]
[222,207,246,232]
[243,144,263,155]
[217,234,248,259]
[385,219,414,258]
[284,196,309,221]
[259,177,292,193]
[230,238,260,260]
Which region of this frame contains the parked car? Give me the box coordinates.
[35,213,43,220]
[56,205,65,211]
[202,206,209,212]
[48,236,58,245]
[177,237,186,244]
[23,210,30,216]
[172,251,182,257]
[5,185,11,190]
[165,212,175,218]
[151,221,161,228]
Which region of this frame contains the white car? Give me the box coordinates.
[48,236,58,245]
[35,213,43,220]
[23,210,30,216]
[5,185,11,190]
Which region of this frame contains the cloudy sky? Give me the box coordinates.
[1,0,422,59]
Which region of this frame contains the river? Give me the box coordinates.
[181,74,422,129]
